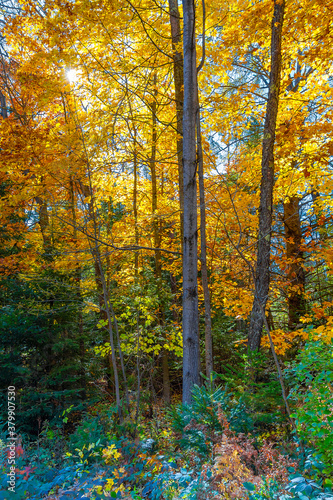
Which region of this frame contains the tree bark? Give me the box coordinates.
[283,196,305,329]
[248,0,285,351]
[182,0,200,403]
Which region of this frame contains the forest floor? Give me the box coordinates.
[1,357,333,500]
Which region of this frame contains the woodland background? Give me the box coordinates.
[0,0,333,498]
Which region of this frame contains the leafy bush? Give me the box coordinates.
[286,337,333,475]
[285,474,333,499]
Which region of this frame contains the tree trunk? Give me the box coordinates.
[195,0,212,378]
[283,196,305,329]
[196,105,213,378]
[162,351,171,404]
[182,0,200,403]
[35,196,52,257]
[133,128,139,277]
[168,0,184,246]
[168,0,184,402]
[149,77,171,404]
[248,0,285,351]
[69,176,86,396]
[150,75,162,277]
[0,92,7,119]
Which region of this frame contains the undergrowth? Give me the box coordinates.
[1,339,333,499]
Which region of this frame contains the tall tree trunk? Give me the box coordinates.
[149,77,171,404]
[248,0,285,351]
[133,127,139,277]
[196,105,213,378]
[69,176,86,396]
[150,75,161,277]
[195,0,213,378]
[182,0,200,403]
[168,0,184,402]
[283,196,305,329]
[168,0,184,246]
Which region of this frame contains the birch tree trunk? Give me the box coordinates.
[182,0,200,403]
[248,0,285,351]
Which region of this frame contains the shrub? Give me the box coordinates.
[286,337,333,475]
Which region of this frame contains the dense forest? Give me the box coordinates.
[1,0,333,498]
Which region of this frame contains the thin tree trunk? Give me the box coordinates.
[195,0,212,378]
[168,0,184,246]
[0,92,7,119]
[149,77,171,404]
[182,0,200,403]
[133,128,139,277]
[168,0,184,402]
[126,88,140,276]
[35,196,52,257]
[69,176,86,396]
[196,105,213,378]
[106,197,112,292]
[162,352,171,404]
[150,75,161,277]
[283,196,305,329]
[248,0,285,351]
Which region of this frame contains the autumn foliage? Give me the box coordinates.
[1,0,333,497]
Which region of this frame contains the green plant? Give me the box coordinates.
[285,474,333,499]
[67,413,108,452]
[168,374,253,456]
[218,351,286,432]
[286,337,333,475]
[64,440,102,467]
